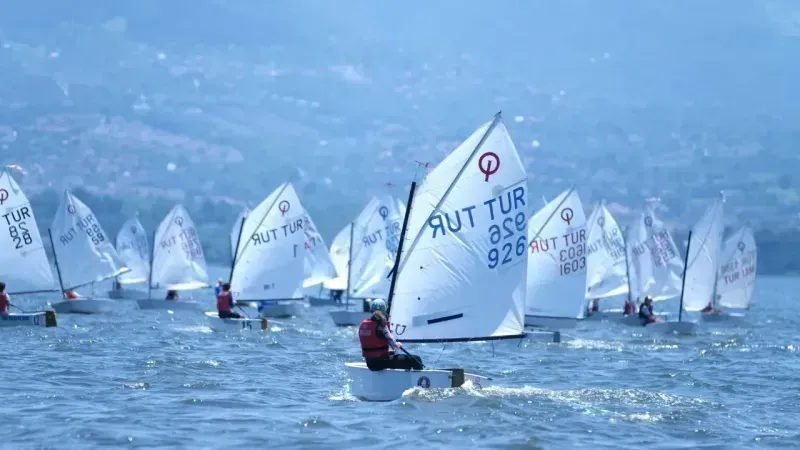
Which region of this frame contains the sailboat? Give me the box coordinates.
[48,191,129,314]
[584,202,631,320]
[346,112,528,401]
[705,226,756,321]
[677,195,725,325]
[0,169,58,327]
[138,204,207,310]
[302,209,338,306]
[624,201,686,331]
[525,187,588,332]
[107,215,150,299]
[227,182,307,318]
[329,196,405,326]
[323,224,350,293]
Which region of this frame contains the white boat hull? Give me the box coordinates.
[308,297,338,307]
[643,320,697,335]
[50,298,115,315]
[136,299,201,311]
[702,311,746,322]
[0,311,57,328]
[331,310,371,326]
[107,288,145,300]
[345,362,491,402]
[258,301,303,318]
[204,312,268,331]
[524,315,580,329]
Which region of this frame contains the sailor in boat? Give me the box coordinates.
[213,279,224,296]
[623,297,637,316]
[358,299,423,371]
[112,279,122,292]
[586,298,600,316]
[217,282,244,319]
[701,298,723,315]
[330,289,343,304]
[64,289,81,300]
[0,282,10,316]
[638,296,662,325]
[165,290,179,301]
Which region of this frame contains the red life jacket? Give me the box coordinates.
[0,292,9,313]
[701,302,713,313]
[358,319,390,358]
[65,290,79,300]
[623,300,634,315]
[217,291,232,312]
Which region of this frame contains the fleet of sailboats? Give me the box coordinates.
[0,112,763,402]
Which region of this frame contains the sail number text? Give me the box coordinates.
[3,206,34,249]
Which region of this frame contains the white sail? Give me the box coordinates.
[715,227,756,309]
[389,113,527,342]
[348,196,405,299]
[230,207,250,260]
[0,169,55,294]
[681,197,725,312]
[51,191,128,289]
[231,182,305,301]
[585,203,629,299]
[151,204,209,290]
[302,210,337,288]
[115,216,150,284]
[625,203,684,301]
[525,188,588,320]
[323,224,351,290]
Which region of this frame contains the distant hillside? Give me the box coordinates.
[2,0,800,273]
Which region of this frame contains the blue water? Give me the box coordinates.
[2,273,799,449]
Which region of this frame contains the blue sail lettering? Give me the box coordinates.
[428,206,476,238]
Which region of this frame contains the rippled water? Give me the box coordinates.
[2,274,799,449]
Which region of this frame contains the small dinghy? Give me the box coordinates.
[108,216,150,299]
[582,203,634,320]
[301,211,337,305]
[664,195,726,334]
[204,311,268,331]
[345,113,528,401]
[703,226,756,322]
[0,311,58,328]
[345,363,491,402]
[328,196,404,326]
[226,183,307,319]
[139,205,210,310]
[0,168,60,327]
[623,200,694,333]
[524,187,587,338]
[331,308,371,327]
[47,191,129,314]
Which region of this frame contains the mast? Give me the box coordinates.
[386,181,417,317]
[147,231,156,300]
[47,228,66,297]
[345,222,354,311]
[229,217,246,283]
[623,225,634,305]
[677,230,693,323]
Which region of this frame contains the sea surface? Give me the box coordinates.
[2,269,799,449]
